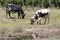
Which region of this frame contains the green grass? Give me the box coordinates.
[0,8,60,29]
[0,8,60,40]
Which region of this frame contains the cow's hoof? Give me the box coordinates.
[22,18,24,19]
[39,23,41,25]
[30,23,34,25]
[18,17,21,19]
[43,23,46,25]
[6,18,7,19]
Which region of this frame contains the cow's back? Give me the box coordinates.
[6,4,22,11]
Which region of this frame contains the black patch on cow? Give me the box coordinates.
[34,14,38,20]
[38,12,48,17]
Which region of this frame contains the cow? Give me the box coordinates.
[6,4,25,19]
[30,9,50,25]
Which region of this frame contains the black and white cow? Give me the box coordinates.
[6,4,25,19]
[30,9,50,25]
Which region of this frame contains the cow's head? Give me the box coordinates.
[30,14,39,25]
[22,14,25,19]
[30,19,35,25]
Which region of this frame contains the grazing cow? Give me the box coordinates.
[30,9,50,25]
[6,4,25,19]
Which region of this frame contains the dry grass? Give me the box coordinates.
[0,7,60,40]
[0,8,60,29]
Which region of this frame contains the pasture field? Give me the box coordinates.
[0,7,60,28]
[0,7,60,40]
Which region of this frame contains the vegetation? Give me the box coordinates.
[0,8,60,29]
[0,0,60,40]
[0,0,60,8]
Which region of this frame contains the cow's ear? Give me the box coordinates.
[38,12,40,14]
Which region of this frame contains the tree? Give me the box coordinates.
[42,0,44,8]
[22,0,25,6]
[48,0,51,8]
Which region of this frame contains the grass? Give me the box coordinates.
[0,8,60,40]
[0,8,60,29]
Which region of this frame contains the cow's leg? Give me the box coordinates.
[18,12,20,19]
[45,14,49,24]
[8,11,11,19]
[21,14,25,19]
[37,17,41,24]
[21,10,25,19]
[47,15,49,24]
[39,19,41,24]
[44,17,46,24]
[6,10,11,19]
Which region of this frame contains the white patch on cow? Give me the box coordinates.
[8,7,11,11]
[8,4,14,5]
[31,15,36,21]
[8,4,12,5]
[36,13,39,17]
[35,10,41,17]
[36,9,50,14]
[40,9,49,14]
[37,17,41,22]
[32,18,36,21]
[31,15,35,19]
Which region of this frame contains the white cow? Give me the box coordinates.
[31,9,50,24]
